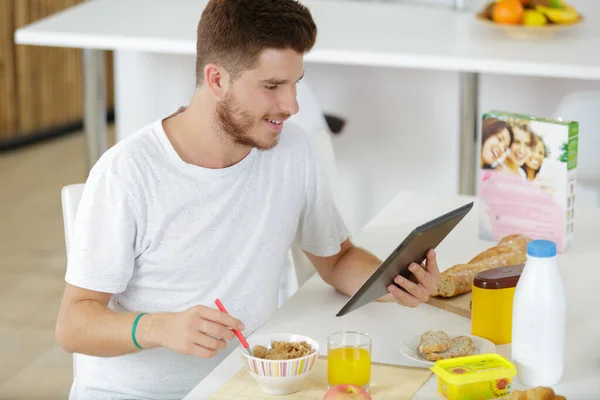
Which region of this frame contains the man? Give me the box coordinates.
[56,1,440,399]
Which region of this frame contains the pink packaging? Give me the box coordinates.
[478,111,579,252]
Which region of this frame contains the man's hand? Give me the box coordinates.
[55,284,246,358]
[153,305,245,358]
[386,249,440,308]
[306,240,442,309]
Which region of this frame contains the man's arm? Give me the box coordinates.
[55,284,244,358]
[304,239,440,307]
[303,239,391,300]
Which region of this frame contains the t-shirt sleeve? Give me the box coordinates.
[294,132,350,257]
[65,162,140,294]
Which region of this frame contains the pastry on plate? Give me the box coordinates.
[418,330,451,354]
[421,335,474,361]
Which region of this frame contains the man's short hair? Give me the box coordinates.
[195,0,317,86]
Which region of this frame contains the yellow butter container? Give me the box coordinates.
[471,264,524,345]
[430,354,517,400]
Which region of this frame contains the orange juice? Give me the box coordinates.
[327,347,371,387]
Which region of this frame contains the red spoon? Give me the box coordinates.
[214,299,253,356]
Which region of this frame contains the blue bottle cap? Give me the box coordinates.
[527,240,557,258]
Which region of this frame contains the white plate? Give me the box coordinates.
[399,333,496,366]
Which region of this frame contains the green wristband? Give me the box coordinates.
[132,313,147,350]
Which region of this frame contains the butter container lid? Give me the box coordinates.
[473,264,524,290]
[430,354,517,386]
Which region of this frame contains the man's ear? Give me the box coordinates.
[204,64,230,100]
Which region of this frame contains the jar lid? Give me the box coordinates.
[473,264,525,289]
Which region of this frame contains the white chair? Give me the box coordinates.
[555,91,600,207]
[283,80,346,302]
[292,80,344,215]
[60,183,85,380]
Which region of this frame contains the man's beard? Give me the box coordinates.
[215,91,288,151]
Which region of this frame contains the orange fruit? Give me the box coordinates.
[492,0,524,25]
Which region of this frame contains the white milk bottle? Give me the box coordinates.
[512,240,566,386]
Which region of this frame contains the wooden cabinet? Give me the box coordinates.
[0,0,18,140]
[0,0,114,148]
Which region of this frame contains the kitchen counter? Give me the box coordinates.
[15,0,600,79]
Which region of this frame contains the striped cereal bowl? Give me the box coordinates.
[240,333,320,395]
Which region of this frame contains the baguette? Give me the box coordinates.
[434,234,531,298]
[468,245,521,264]
[437,252,527,297]
[498,233,532,251]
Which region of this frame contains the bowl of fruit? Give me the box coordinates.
[476,0,583,37]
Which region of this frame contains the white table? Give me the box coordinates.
[14,0,600,195]
[185,191,600,399]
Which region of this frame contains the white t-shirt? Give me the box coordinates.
[66,113,349,400]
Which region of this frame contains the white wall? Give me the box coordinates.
[304,62,600,233]
[302,63,460,233]
[114,51,197,138]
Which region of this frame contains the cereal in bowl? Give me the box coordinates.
[252,340,313,360]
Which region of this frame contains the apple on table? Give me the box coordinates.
[322,384,372,399]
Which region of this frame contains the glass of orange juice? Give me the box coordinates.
[327,331,372,391]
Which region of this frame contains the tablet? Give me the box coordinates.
[336,201,474,317]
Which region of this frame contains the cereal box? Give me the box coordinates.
[478,111,579,252]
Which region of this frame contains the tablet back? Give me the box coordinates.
[336,202,473,317]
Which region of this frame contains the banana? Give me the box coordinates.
[536,5,579,24]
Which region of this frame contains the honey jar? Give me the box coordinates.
[471,264,524,345]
